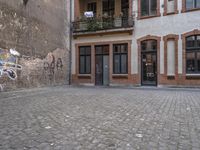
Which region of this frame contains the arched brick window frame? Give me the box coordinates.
[163,34,179,79]
[181,29,200,76]
[137,0,161,19]
[163,0,178,16]
[137,35,161,84]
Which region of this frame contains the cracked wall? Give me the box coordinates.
[0,0,69,91]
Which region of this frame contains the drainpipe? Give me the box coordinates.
[68,0,73,85]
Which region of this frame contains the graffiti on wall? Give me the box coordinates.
[0,48,22,90]
[43,52,63,81]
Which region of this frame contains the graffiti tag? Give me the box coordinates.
[0,48,22,80]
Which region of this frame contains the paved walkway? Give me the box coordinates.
[0,86,200,150]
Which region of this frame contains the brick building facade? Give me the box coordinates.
[71,0,200,87]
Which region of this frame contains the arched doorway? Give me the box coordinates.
[141,39,157,85]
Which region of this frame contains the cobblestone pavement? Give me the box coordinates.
[1,86,200,150]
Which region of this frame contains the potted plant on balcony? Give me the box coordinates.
[87,17,102,31]
[114,12,123,28]
[79,16,88,31]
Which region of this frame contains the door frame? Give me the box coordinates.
[95,45,110,86]
[141,51,157,86]
[137,35,161,87]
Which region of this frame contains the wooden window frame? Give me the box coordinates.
[182,0,200,13]
[185,35,200,74]
[79,46,91,74]
[113,43,128,74]
[138,0,161,20]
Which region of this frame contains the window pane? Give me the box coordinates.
[197,36,200,48]
[150,0,157,15]
[80,48,85,55]
[85,56,91,73]
[114,55,120,73]
[197,52,200,72]
[186,52,195,73]
[151,40,157,51]
[114,45,120,53]
[141,41,147,51]
[121,54,128,73]
[80,56,85,74]
[121,44,128,53]
[186,36,195,48]
[186,0,194,9]
[197,0,200,8]
[85,47,91,55]
[141,0,149,16]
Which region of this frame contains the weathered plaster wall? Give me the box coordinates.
[0,0,69,91]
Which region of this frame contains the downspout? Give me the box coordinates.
[68,0,73,85]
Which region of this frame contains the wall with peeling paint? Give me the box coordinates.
[0,0,69,91]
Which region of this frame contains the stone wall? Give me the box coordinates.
[0,0,70,91]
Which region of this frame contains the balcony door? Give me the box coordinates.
[95,45,110,86]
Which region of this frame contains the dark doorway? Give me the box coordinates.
[141,40,157,86]
[95,45,109,86]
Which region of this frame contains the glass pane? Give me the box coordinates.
[114,45,120,53]
[186,0,194,10]
[186,52,195,73]
[85,47,91,55]
[85,56,91,73]
[197,0,200,8]
[113,55,120,74]
[141,0,149,16]
[121,54,127,73]
[80,56,85,74]
[79,47,85,55]
[150,0,157,15]
[197,35,200,48]
[198,52,200,72]
[96,46,102,54]
[151,40,157,51]
[186,36,195,48]
[141,41,147,51]
[121,44,128,53]
[103,46,109,54]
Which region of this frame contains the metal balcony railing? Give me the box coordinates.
[72,17,134,33]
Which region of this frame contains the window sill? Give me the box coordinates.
[167,75,175,80]
[137,13,161,20]
[186,74,200,79]
[182,8,200,13]
[163,10,179,16]
[112,74,128,78]
[78,74,91,78]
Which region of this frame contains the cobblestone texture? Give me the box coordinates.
[0,86,200,150]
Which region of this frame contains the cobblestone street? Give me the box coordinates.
[1,86,200,150]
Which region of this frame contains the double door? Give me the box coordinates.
[95,45,109,86]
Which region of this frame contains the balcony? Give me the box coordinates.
[72,16,134,37]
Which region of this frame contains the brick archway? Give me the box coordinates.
[137,35,161,85]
